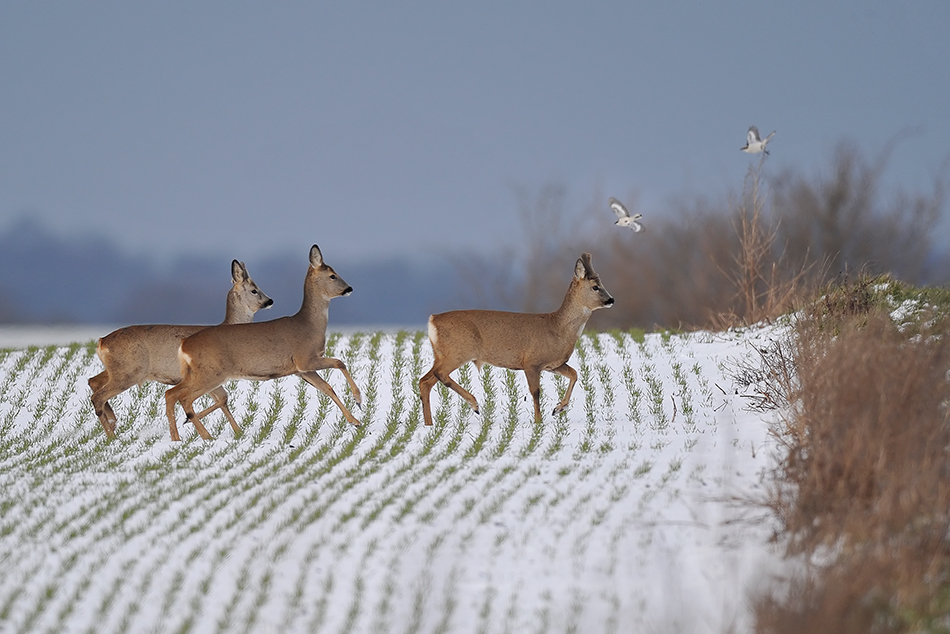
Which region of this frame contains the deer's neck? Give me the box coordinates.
[297,288,331,331]
[552,282,592,336]
[222,290,253,325]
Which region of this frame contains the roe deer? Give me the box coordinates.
[419,253,614,426]
[89,260,273,439]
[164,244,361,441]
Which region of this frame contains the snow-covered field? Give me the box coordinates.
[0,327,784,633]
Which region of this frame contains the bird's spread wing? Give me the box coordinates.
[608,197,630,219]
[747,126,761,144]
[764,130,776,143]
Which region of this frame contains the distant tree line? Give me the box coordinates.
[0,218,460,326]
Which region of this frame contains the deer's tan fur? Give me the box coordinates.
[164,244,361,441]
[89,260,273,438]
[419,253,614,425]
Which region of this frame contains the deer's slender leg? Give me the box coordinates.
[299,371,361,426]
[193,386,243,436]
[309,356,362,408]
[435,369,480,415]
[524,367,543,422]
[549,363,578,415]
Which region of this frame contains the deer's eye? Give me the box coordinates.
[592,285,600,291]
[330,275,337,280]
[252,290,259,295]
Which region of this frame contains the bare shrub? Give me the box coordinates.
[711,160,818,329]
[596,201,738,329]
[771,140,943,285]
[598,162,819,330]
[457,140,945,331]
[727,334,799,413]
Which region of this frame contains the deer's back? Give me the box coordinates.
[98,324,206,385]
[430,310,575,370]
[180,316,324,379]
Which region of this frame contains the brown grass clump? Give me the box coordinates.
[754,294,950,632]
[775,313,950,549]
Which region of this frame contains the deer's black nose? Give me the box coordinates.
[605,297,615,307]
[342,286,354,296]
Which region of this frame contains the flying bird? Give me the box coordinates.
[741,126,776,155]
[608,197,644,232]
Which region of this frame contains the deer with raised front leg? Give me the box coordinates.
[419,252,614,426]
[164,244,361,441]
[89,259,273,439]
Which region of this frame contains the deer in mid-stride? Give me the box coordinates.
[164,244,361,441]
[419,252,614,426]
[89,260,274,439]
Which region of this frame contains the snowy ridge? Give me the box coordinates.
[0,328,783,633]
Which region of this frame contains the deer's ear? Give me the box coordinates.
[309,245,324,268]
[574,258,587,280]
[575,253,595,279]
[579,253,596,278]
[231,260,249,283]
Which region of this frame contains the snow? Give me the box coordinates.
[0,326,787,633]
[0,325,122,349]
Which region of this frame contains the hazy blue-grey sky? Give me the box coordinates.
[2,2,948,264]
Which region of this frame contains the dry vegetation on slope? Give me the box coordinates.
[745,277,950,632]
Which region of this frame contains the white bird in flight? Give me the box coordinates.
[608,197,644,232]
[741,126,776,155]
